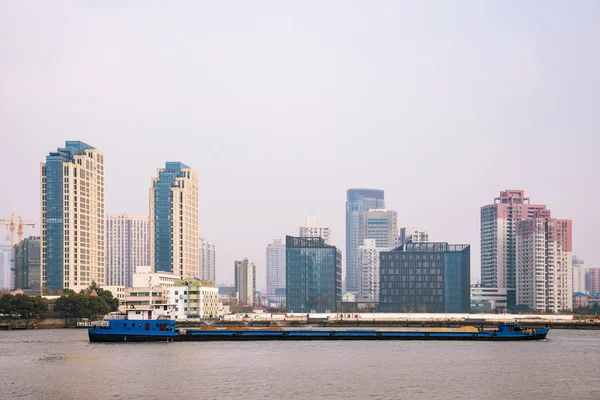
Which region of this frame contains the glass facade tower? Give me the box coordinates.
[41,141,105,294]
[379,242,470,313]
[346,189,384,293]
[150,162,199,279]
[285,236,342,313]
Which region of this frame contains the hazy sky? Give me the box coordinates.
[1,1,599,289]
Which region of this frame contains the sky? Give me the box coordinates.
[1,1,599,290]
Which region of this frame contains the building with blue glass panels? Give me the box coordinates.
[346,189,384,293]
[41,141,105,294]
[150,162,198,279]
[13,236,41,294]
[379,242,470,313]
[285,236,342,313]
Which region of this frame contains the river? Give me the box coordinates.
[1,328,599,399]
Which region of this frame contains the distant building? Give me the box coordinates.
[41,141,105,294]
[572,255,586,294]
[587,268,600,294]
[0,244,12,290]
[516,210,572,313]
[101,285,126,306]
[572,292,588,309]
[13,236,41,294]
[358,239,386,302]
[481,190,547,305]
[150,162,199,279]
[125,266,179,308]
[379,242,471,313]
[361,209,397,249]
[346,188,385,293]
[199,238,216,283]
[396,228,429,247]
[299,216,331,244]
[266,239,286,297]
[234,258,256,307]
[286,236,342,313]
[105,214,149,287]
[168,279,219,319]
[470,285,509,312]
[131,266,179,288]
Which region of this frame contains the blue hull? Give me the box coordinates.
[89,322,550,342]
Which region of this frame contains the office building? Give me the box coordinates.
[572,255,586,294]
[0,244,12,290]
[396,228,429,247]
[470,285,509,312]
[234,258,256,307]
[285,236,342,313]
[150,162,199,279]
[299,216,331,244]
[361,209,397,248]
[106,214,150,288]
[587,268,600,294]
[41,141,105,294]
[13,236,41,293]
[266,239,286,297]
[480,190,547,305]
[199,238,216,283]
[168,279,220,319]
[379,242,471,313]
[346,189,385,292]
[358,239,386,301]
[516,210,572,313]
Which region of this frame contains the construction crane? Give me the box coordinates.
[0,213,38,260]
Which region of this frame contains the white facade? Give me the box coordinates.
[516,216,572,313]
[396,228,429,247]
[362,209,397,249]
[299,216,331,244]
[41,142,105,293]
[266,239,286,296]
[470,286,509,311]
[101,285,126,304]
[572,255,586,294]
[105,214,149,287]
[132,267,179,288]
[168,283,220,319]
[149,163,199,279]
[0,245,11,290]
[199,238,216,283]
[358,239,386,302]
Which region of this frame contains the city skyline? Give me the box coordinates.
[1,2,598,289]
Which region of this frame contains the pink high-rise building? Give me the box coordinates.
[516,210,572,313]
[480,190,547,295]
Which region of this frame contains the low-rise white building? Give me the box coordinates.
[168,279,220,320]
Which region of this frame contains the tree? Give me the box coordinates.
[0,294,47,319]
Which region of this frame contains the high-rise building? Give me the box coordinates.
[361,209,397,248]
[150,162,199,279]
[396,228,429,247]
[285,236,342,313]
[41,141,105,294]
[13,236,41,293]
[480,190,547,304]
[299,216,331,244]
[346,189,385,293]
[0,244,11,290]
[358,239,386,301]
[516,210,572,312]
[234,258,256,307]
[572,255,586,294]
[586,268,600,293]
[379,242,471,313]
[266,239,286,297]
[199,238,216,283]
[106,214,150,288]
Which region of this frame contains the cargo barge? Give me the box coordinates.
[88,307,550,342]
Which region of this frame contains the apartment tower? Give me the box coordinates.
[150,162,199,279]
[41,141,105,294]
[105,214,150,287]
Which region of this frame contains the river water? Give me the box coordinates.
[1,328,599,400]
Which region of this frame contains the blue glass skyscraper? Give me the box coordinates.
[346,189,384,293]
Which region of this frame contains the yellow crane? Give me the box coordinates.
[0,213,38,260]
